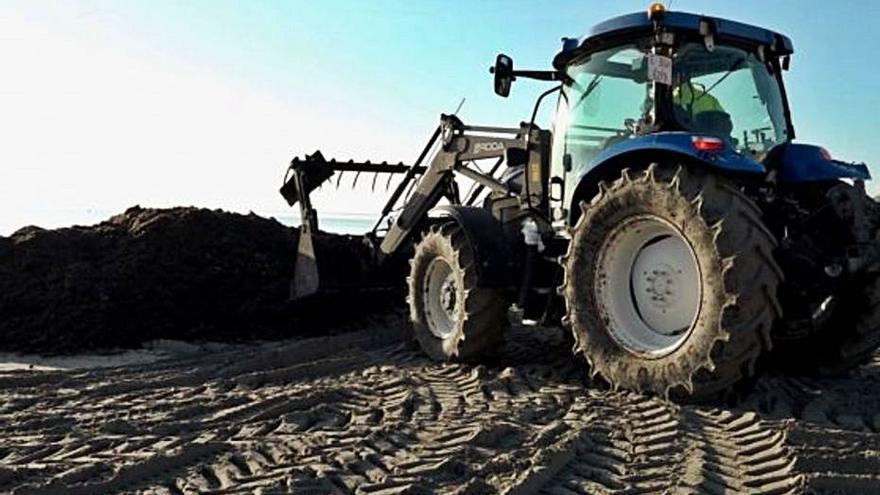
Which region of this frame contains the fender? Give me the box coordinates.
[773,143,871,183]
[567,132,765,223]
[429,205,515,289]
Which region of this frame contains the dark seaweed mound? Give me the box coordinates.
[0,207,396,353]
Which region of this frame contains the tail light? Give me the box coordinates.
[691,136,725,152]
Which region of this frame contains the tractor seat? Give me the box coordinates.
[692,110,734,139]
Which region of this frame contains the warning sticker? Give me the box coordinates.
[647,53,673,85]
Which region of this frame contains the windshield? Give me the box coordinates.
[552,42,653,176]
[672,43,789,156]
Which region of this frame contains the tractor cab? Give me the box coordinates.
[553,37,792,156]
[493,5,798,224]
[550,6,795,221]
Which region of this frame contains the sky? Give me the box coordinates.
[1,0,878,235]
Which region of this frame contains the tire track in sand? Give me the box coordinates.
[524,396,801,495]
[0,317,854,494]
[739,352,880,493]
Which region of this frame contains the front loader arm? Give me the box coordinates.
[279,114,545,299]
[378,116,535,256]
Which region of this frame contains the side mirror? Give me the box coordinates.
[491,54,514,97]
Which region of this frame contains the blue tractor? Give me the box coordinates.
[281,4,880,401]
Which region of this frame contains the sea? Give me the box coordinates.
[272,212,378,235]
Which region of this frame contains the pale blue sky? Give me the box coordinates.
[1,1,878,234]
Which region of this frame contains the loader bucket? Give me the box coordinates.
[280,150,337,300]
[280,146,428,301]
[292,228,320,299]
[280,151,336,208]
[288,228,406,302]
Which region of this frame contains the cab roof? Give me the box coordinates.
[554,10,794,68]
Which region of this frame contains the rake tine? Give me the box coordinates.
[372,171,380,192]
[386,172,394,190]
[352,171,362,188]
[336,171,345,188]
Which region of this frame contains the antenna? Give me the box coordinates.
[453,97,466,116]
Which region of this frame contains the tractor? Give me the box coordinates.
[280,4,880,401]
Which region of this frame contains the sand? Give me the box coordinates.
[0,340,232,372]
[1,315,876,494]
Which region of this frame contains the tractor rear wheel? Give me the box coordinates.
[407,222,508,361]
[561,164,783,401]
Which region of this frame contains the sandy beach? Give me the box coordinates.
[1,315,877,494]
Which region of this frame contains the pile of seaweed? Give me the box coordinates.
[0,207,398,353]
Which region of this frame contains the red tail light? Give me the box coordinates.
[691,136,725,152]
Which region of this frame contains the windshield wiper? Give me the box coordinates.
[695,58,745,102]
[572,74,604,110]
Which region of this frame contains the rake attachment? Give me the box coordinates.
[279,144,432,299]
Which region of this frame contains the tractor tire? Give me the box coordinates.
[407,222,508,361]
[560,164,783,401]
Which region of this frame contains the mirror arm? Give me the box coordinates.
[489,68,561,82]
[513,70,561,81]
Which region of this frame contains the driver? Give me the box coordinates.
[671,73,733,138]
[673,75,725,117]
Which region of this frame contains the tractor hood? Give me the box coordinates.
[554,10,794,69]
[771,143,871,183]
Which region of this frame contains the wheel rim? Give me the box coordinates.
[594,215,701,357]
[423,257,458,339]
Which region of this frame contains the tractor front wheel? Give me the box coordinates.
[408,222,508,361]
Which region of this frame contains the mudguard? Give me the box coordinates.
[774,143,871,183]
[429,205,515,289]
[567,132,765,222]
[583,132,766,177]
